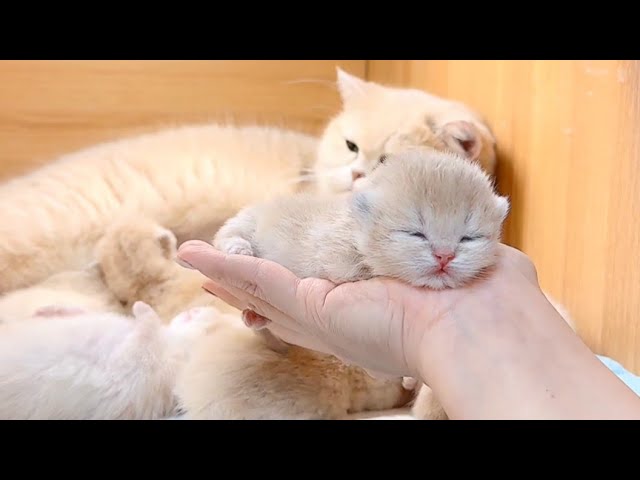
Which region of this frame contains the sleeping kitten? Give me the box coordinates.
[0,68,496,293]
[0,301,219,420]
[211,148,509,420]
[214,148,508,289]
[175,313,414,420]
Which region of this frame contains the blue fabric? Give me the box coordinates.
[597,355,640,396]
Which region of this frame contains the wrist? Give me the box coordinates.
[412,283,640,419]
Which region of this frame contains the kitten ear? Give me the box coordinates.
[439,120,483,162]
[495,195,510,223]
[336,67,369,105]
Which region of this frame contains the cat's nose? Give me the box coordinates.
[351,169,365,182]
[433,250,455,269]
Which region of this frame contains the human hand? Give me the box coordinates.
[176,241,544,382]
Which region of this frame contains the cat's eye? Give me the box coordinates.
[409,232,427,239]
[346,140,359,153]
[461,235,483,242]
[379,154,387,164]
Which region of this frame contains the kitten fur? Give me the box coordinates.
[0,263,122,324]
[0,301,220,420]
[175,315,414,420]
[214,148,509,290]
[213,148,509,420]
[0,68,496,293]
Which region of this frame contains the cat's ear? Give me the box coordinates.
[336,67,370,105]
[439,121,483,162]
[495,195,510,223]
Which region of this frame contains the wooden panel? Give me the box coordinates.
[368,60,640,373]
[0,60,366,180]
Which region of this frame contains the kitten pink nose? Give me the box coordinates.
[351,169,365,182]
[433,250,455,269]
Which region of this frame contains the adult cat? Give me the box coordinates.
[0,67,495,292]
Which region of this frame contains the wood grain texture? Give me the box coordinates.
[368,60,640,373]
[0,60,365,179]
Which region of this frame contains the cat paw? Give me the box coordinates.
[241,309,270,330]
[155,226,178,260]
[402,376,419,391]
[222,238,254,257]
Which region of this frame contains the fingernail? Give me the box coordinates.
[175,258,195,270]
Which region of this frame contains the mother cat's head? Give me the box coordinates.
[313,68,497,193]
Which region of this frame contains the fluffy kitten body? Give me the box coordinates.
[214,149,509,290]
[0,301,218,420]
[213,149,510,420]
[0,68,496,293]
[175,316,413,420]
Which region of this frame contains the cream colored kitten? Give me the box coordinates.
[0,68,496,293]
[214,148,509,289]
[213,148,509,420]
[175,314,414,420]
[0,301,219,420]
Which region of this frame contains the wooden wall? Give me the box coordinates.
[369,60,640,373]
[0,60,637,373]
[0,60,365,180]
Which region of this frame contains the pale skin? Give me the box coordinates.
[176,241,640,420]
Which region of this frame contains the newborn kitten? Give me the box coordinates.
[214,148,509,290]
[0,301,219,420]
[175,312,414,420]
[213,148,510,420]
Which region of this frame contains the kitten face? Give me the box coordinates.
[350,149,509,289]
[313,69,496,194]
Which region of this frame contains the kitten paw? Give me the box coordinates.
[155,226,178,260]
[241,309,270,330]
[402,376,419,391]
[223,238,254,257]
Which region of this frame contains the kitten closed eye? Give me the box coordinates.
[408,231,427,239]
[460,235,483,242]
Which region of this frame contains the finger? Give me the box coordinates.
[204,278,303,333]
[177,240,332,322]
[201,280,247,312]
